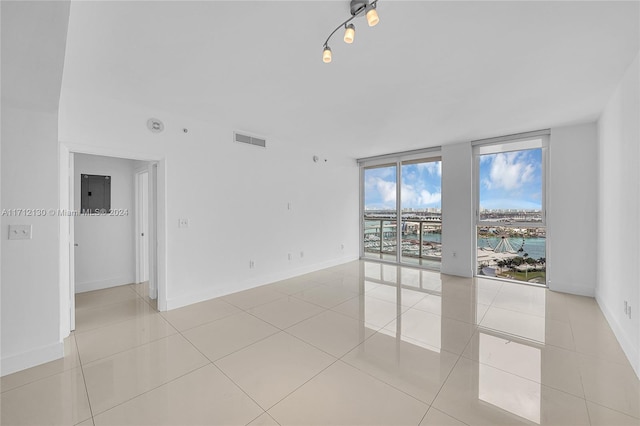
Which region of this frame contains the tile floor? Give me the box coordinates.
[1,261,639,425]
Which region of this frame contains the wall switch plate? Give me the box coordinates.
[178,218,189,228]
[8,225,32,240]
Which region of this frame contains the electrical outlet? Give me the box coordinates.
[249,260,255,269]
[287,202,291,210]
[300,251,304,258]
[178,218,189,228]
[340,244,344,250]
[452,251,457,258]
[8,225,32,240]
[287,253,292,261]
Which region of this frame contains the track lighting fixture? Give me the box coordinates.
[365,5,379,27]
[343,23,355,44]
[322,46,332,63]
[322,0,380,63]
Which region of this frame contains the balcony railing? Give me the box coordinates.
[364,218,442,264]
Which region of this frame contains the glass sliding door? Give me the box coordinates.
[475,136,547,285]
[361,153,442,270]
[363,164,397,262]
[400,158,442,269]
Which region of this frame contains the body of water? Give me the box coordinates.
[478,236,546,260]
[367,225,546,260]
[403,233,546,260]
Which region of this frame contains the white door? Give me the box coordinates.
[148,163,158,300]
[69,152,76,331]
[136,170,150,283]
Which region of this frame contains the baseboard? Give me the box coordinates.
[548,282,595,297]
[596,290,640,379]
[75,276,135,293]
[165,255,359,311]
[1,341,64,377]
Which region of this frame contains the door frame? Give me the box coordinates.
[135,168,150,285]
[58,142,167,338]
[358,150,443,269]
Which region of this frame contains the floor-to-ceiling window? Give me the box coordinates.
[361,151,442,270]
[400,158,442,268]
[474,133,548,285]
[363,164,398,263]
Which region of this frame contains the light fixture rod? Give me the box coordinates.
[322,0,378,48]
[323,14,357,48]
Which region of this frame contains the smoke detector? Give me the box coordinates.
[147,118,164,133]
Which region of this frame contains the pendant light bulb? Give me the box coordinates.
[366,6,379,27]
[343,23,355,44]
[322,46,332,63]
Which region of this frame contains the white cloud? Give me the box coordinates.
[402,183,441,207]
[376,179,397,204]
[365,177,396,207]
[419,189,441,205]
[366,166,442,208]
[485,152,535,191]
[416,161,441,177]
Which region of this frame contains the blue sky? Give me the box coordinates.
[479,148,542,210]
[364,149,542,211]
[364,161,442,210]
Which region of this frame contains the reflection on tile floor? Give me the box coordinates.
[1,261,639,425]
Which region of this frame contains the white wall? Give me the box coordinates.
[59,90,361,310]
[440,124,600,288]
[440,142,474,277]
[1,1,70,376]
[2,0,358,375]
[596,52,640,377]
[548,123,598,296]
[74,154,136,292]
[1,107,64,375]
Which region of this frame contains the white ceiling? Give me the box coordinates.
[1,1,70,112]
[61,1,639,158]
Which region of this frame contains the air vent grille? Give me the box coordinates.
[234,132,266,148]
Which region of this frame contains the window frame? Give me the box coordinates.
[473,135,549,228]
[472,132,550,285]
[359,150,442,269]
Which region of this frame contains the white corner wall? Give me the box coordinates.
[548,123,598,296]
[596,52,640,377]
[1,1,70,376]
[1,107,65,375]
[59,90,360,310]
[74,154,136,292]
[441,142,474,277]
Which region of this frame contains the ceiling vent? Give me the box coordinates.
[234,131,266,148]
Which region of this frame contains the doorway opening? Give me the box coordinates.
[59,145,166,337]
